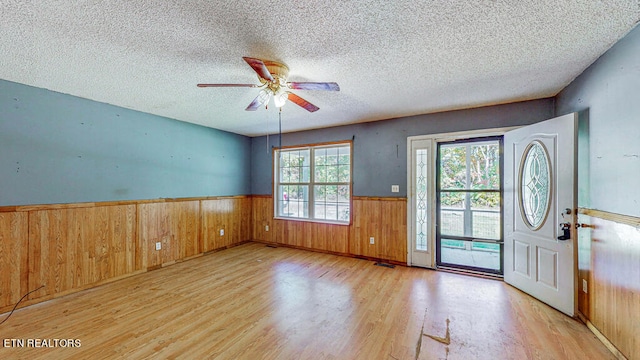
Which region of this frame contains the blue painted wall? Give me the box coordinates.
[251,99,555,196]
[0,80,251,206]
[556,24,640,217]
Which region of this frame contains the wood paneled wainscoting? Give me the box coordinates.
[252,195,407,263]
[1,195,405,314]
[0,196,251,313]
[577,209,640,360]
[201,197,252,252]
[28,204,139,301]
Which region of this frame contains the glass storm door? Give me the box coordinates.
[504,113,577,316]
[436,137,503,275]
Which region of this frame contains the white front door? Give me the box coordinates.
[504,113,577,316]
[407,138,434,268]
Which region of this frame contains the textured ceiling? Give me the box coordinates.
[2,1,639,136]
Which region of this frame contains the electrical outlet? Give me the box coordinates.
[391,185,399,193]
[220,229,224,236]
[265,225,269,231]
[370,237,375,244]
[583,279,588,293]
[155,242,161,251]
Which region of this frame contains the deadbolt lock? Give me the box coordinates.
[558,222,571,241]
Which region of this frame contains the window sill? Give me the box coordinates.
[274,216,351,226]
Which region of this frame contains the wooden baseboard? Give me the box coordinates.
[351,255,406,267]
[0,269,148,315]
[578,312,628,360]
[203,240,251,256]
[250,239,349,257]
[250,240,407,267]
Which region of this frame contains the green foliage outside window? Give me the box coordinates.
[280,147,349,199]
[440,143,500,208]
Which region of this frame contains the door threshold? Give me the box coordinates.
[437,265,504,280]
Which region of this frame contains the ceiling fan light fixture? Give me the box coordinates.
[257,88,271,106]
[273,88,289,108]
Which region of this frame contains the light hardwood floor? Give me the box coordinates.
[0,242,613,359]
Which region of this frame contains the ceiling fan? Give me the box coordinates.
[197,57,339,112]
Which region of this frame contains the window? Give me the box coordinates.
[275,143,351,224]
[519,141,551,230]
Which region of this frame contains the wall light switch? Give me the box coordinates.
[265,225,269,232]
[391,185,399,193]
[370,237,375,244]
[583,279,588,293]
[220,229,224,236]
[155,242,161,251]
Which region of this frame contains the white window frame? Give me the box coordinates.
[274,142,352,225]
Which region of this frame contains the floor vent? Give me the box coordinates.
[374,262,395,268]
[266,245,278,248]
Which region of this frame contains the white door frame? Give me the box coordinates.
[407,127,517,268]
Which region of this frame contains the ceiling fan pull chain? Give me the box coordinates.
[279,108,282,150]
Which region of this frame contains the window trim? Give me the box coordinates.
[273,141,353,225]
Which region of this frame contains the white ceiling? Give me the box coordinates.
[2,1,638,136]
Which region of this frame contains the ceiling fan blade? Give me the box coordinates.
[287,92,320,112]
[287,82,340,91]
[197,84,259,88]
[245,91,270,111]
[242,57,274,82]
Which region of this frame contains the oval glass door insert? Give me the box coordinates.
[519,141,551,230]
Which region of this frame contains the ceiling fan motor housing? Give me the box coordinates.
[259,60,289,92]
